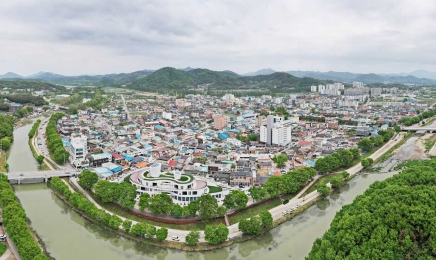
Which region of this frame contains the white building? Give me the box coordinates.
[260,115,292,146]
[311,85,317,92]
[353,81,364,88]
[130,165,229,205]
[68,134,88,168]
[318,85,326,92]
[162,111,172,120]
[222,94,236,103]
[273,97,282,104]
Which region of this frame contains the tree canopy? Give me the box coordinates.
[307,159,436,260]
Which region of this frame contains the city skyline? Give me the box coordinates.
[2,1,436,75]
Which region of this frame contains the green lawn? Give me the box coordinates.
[87,190,222,230]
[208,186,222,193]
[0,243,6,258]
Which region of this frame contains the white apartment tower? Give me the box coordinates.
[311,85,317,92]
[68,134,88,167]
[260,115,292,146]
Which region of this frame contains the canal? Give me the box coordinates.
[9,120,413,260]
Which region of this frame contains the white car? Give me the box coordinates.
[282,211,288,216]
[296,203,301,208]
[172,236,180,241]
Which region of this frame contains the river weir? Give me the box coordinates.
[9,120,419,259]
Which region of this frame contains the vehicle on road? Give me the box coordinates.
[172,236,180,241]
[282,211,288,216]
[282,199,289,205]
[296,203,301,208]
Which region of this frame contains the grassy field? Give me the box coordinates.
[424,134,436,152]
[0,243,6,257]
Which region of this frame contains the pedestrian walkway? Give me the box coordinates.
[0,249,12,260]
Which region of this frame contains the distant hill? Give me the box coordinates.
[0,72,23,79]
[130,67,329,92]
[25,69,155,86]
[243,68,276,76]
[0,79,66,91]
[287,70,436,84]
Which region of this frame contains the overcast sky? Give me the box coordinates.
[1,0,436,76]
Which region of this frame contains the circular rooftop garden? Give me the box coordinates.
[141,171,194,184]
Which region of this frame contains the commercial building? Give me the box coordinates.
[260,115,292,146]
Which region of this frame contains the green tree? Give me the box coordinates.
[316,184,330,197]
[186,200,199,217]
[0,137,11,150]
[238,216,261,235]
[118,182,137,210]
[148,193,173,215]
[156,228,168,241]
[130,222,147,237]
[263,176,285,197]
[122,220,132,232]
[186,230,200,246]
[272,153,288,167]
[171,204,183,217]
[247,133,258,141]
[197,194,218,220]
[25,106,33,113]
[341,171,350,179]
[394,125,401,132]
[248,187,267,201]
[204,224,229,245]
[231,164,236,169]
[36,155,45,166]
[361,159,369,168]
[259,210,273,227]
[358,138,373,151]
[78,170,99,190]
[145,224,156,238]
[330,175,343,188]
[217,206,227,217]
[108,215,122,229]
[94,180,121,203]
[223,190,249,210]
[138,193,150,211]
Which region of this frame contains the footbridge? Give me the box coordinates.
[4,170,76,184]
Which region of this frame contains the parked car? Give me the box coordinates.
[172,236,180,241]
[283,199,289,205]
[282,211,288,216]
[296,203,301,208]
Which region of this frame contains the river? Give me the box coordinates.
[9,119,410,260]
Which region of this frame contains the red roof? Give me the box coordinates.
[168,160,178,167]
[297,140,312,147]
[112,153,123,160]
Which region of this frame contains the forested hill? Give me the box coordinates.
[0,79,66,91]
[130,67,330,92]
[307,159,436,260]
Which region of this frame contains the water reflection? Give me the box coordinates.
[316,198,330,210]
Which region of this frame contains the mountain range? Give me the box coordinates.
[1,68,436,88]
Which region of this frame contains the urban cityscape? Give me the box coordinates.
[1,1,436,260]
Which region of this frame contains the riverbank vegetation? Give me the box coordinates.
[0,174,49,260]
[400,108,436,126]
[307,159,436,259]
[46,113,70,165]
[28,119,41,139]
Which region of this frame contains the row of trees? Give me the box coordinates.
[261,167,317,198]
[314,149,360,174]
[400,108,436,126]
[45,113,70,164]
[28,119,41,139]
[235,133,258,143]
[0,174,49,260]
[307,159,436,259]
[357,129,395,151]
[50,177,169,241]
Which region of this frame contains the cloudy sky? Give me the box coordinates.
[1,0,436,76]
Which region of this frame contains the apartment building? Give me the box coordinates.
[213,116,228,130]
[260,115,292,146]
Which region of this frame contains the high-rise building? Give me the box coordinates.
[260,115,292,146]
[311,85,317,92]
[370,88,382,96]
[318,85,326,92]
[213,116,228,130]
[68,134,88,167]
[352,81,364,88]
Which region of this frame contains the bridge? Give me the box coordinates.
[402,127,436,133]
[5,170,76,184]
